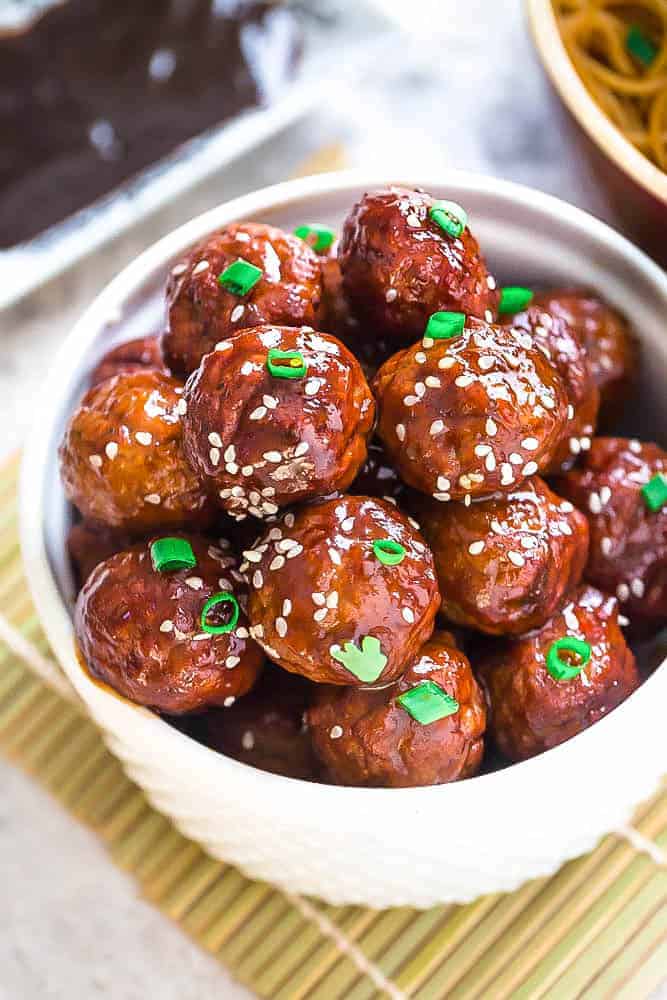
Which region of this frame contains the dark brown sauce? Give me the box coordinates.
[0,0,301,247]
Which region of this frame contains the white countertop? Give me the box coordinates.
[1,2,658,998]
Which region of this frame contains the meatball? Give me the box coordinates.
[478,585,640,761]
[338,187,499,343]
[349,440,407,506]
[89,335,165,387]
[244,496,440,685]
[75,534,263,715]
[59,370,214,534]
[373,317,568,501]
[416,477,589,635]
[530,289,639,426]
[67,520,138,590]
[193,666,319,780]
[318,256,393,378]
[307,631,485,787]
[164,222,322,375]
[505,305,599,473]
[182,325,375,520]
[556,438,667,634]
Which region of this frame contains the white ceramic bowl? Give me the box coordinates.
[20,170,667,908]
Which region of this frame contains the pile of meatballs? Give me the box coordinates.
[60,186,666,788]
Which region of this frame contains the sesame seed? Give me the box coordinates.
[415,352,427,364]
[263,395,278,410]
[485,453,497,472]
[560,501,574,513]
[520,536,537,549]
[468,540,485,555]
[276,617,288,637]
[414,382,426,397]
[567,404,575,420]
[263,451,281,463]
[215,340,233,353]
[185,576,203,590]
[231,304,245,323]
[618,614,630,627]
[475,444,491,457]
[569,438,581,455]
[522,461,538,476]
[277,538,298,553]
[385,288,398,302]
[226,462,239,475]
[241,730,254,750]
[329,548,341,566]
[89,454,103,468]
[629,440,641,454]
[484,309,494,322]
[294,441,310,457]
[580,436,591,451]
[327,592,339,609]
[486,418,498,436]
[631,578,645,598]
[464,495,471,506]
[263,502,279,515]
[330,725,343,739]
[601,537,612,556]
[144,494,161,505]
[423,337,435,349]
[341,517,355,532]
[599,486,611,504]
[159,620,173,633]
[282,599,292,616]
[208,432,222,448]
[617,583,630,602]
[402,607,415,623]
[252,570,263,589]
[284,513,295,528]
[425,376,441,388]
[192,260,210,275]
[509,453,523,465]
[478,356,495,371]
[171,262,187,277]
[455,374,475,388]
[487,275,497,290]
[589,493,602,514]
[508,551,525,567]
[500,464,514,486]
[250,624,264,639]
[223,696,236,708]
[438,356,456,369]
[396,424,406,441]
[241,361,254,376]
[243,550,262,563]
[241,465,253,477]
[521,437,539,451]
[406,212,421,227]
[250,406,267,421]
[105,442,118,460]
[403,395,420,406]
[210,448,220,466]
[269,556,285,571]
[437,476,451,491]
[314,608,328,622]
[430,420,445,436]
[312,592,326,606]
[304,379,319,396]
[224,445,236,463]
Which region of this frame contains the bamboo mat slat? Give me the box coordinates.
[0,448,665,1000]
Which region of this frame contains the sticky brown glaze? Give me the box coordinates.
[59,370,215,534]
[555,438,667,635]
[307,631,485,787]
[67,520,139,591]
[338,187,500,343]
[372,317,568,502]
[182,325,375,520]
[193,666,319,780]
[477,585,640,761]
[318,256,393,378]
[164,222,322,375]
[505,305,599,473]
[416,477,589,635]
[89,336,166,387]
[75,534,264,714]
[530,289,639,427]
[349,440,407,507]
[244,496,440,685]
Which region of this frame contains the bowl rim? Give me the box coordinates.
[526,0,667,204]
[19,167,667,807]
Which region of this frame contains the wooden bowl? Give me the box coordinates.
[527,0,667,266]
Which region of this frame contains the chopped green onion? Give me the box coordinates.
[330,635,387,682]
[373,538,406,566]
[200,592,240,635]
[641,472,667,512]
[397,681,459,725]
[498,286,534,314]
[425,311,466,340]
[266,348,308,379]
[294,224,335,254]
[150,537,197,573]
[627,24,657,66]
[429,200,468,238]
[546,637,591,681]
[218,259,262,296]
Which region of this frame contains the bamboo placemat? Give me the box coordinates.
[1,451,666,999]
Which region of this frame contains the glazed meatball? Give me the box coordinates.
[349,440,407,507]
[89,335,165,387]
[164,222,322,375]
[416,477,589,635]
[556,438,667,634]
[307,631,485,787]
[244,496,440,685]
[182,326,375,520]
[339,187,499,342]
[59,370,214,534]
[530,289,639,426]
[478,585,640,761]
[75,535,263,714]
[318,256,393,378]
[373,317,568,501]
[67,520,138,590]
[505,305,599,473]
[194,666,319,780]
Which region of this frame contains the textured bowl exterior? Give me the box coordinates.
[20,171,667,908]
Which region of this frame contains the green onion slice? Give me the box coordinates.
[429,200,468,238]
[266,348,308,379]
[373,539,406,566]
[627,24,657,66]
[150,538,197,573]
[425,311,466,340]
[218,259,263,296]
[200,592,240,635]
[498,286,534,314]
[397,681,459,725]
[546,637,591,681]
[294,224,335,254]
[641,472,667,513]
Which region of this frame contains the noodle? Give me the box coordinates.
[553,0,667,170]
